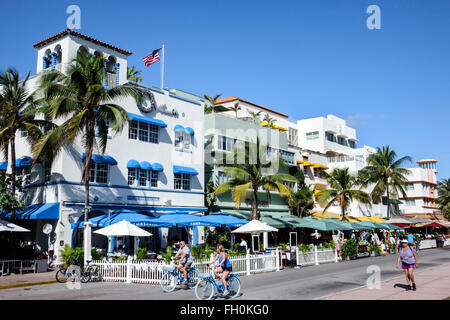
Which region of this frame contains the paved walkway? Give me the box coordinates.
[0,271,57,289]
[323,262,450,300]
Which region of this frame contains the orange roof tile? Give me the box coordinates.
[33,29,132,56]
[215,97,288,118]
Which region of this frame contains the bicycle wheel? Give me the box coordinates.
[195,278,215,300]
[227,275,241,298]
[56,268,68,283]
[160,272,177,292]
[80,270,91,283]
[187,268,199,289]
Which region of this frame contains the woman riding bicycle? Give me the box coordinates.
[209,244,232,296]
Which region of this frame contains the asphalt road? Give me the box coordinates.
[1,248,449,300]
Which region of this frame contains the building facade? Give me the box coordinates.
[0,29,207,258]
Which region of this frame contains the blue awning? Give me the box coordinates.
[129,113,167,128]
[174,124,185,132]
[82,153,118,165]
[15,157,32,168]
[140,161,152,170]
[0,161,7,170]
[152,211,221,227]
[71,209,171,229]
[126,160,140,169]
[173,165,199,175]
[152,163,164,171]
[185,127,195,135]
[1,203,60,220]
[202,212,248,227]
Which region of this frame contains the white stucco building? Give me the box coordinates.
[0,29,206,258]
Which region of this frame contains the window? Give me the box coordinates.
[128,168,137,186]
[218,136,235,152]
[405,199,416,206]
[150,171,158,188]
[44,162,52,182]
[313,168,318,177]
[174,173,190,190]
[306,131,319,141]
[89,163,108,184]
[337,137,346,146]
[406,183,414,191]
[325,132,334,142]
[17,166,31,185]
[128,120,159,143]
[303,166,308,175]
[283,181,296,191]
[348,140,356,148]
[281,150,295,164]
[175,132,184,148]
[175,132,191,150]
[139,169,149,187]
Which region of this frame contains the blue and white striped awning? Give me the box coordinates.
[173,165,199,175]
[82,154,118,165]
[129,113,167,128]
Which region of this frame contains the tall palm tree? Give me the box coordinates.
[436,178,450,219]
[127,66,143,83]
[230,103,241,118]
[248,110,262,124]
[287,170,314,218]
[316,168,371,221]
[203,94,229,114]
[0,69,54,217]
[358,146,412,219]
[34,52,144,256]
[262,113,276,128]
[215,138,295,220]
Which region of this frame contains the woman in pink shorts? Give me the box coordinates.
[396,239,418,291]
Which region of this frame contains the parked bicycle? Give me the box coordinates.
[194,265,241,300]
[160,258,199,292]
[55,255,82,283]
[80,260,101,283]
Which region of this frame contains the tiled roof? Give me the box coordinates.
[215,96,289,118]
[33,29,132,56]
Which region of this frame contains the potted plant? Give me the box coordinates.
[341,238,358,261]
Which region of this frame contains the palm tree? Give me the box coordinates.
[436,178,450,219]
[248,110,262,124]
[203,94,229,114]
[262,113,276,128]
[34,52,144,257]
[287,170,314,218]
[215,138,295,220]
[358,146,412,219]
[316,168,371,221]
[127,66,143,83]
[230,103,241,118]
[0,69,55,218]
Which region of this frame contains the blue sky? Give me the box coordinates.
[1,0,449,178]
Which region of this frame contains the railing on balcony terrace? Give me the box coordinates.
[106,72,116,88]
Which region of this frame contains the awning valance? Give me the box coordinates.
[129,113,167,128]
[173,165,199,175]
[152,163,164,171]
[140,161,152,170]
[82,153,118,165]
[312,163,329,170]
[15,157,32,168]
[126,160,140,169]
[297,160,313,166]
[185,127,195,135]
[174,124,185,132]
[1,203,60,220]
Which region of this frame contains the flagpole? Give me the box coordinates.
[161,42,165,90]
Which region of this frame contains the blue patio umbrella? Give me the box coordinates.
[151,211,222,227]
[71,209,170,229]
[202,212,248,227]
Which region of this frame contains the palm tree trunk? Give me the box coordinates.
[340,194,345,221]
[83,122,95,222]
[10,135,16,219]
[386,184,390,219]
[250,186,259,220]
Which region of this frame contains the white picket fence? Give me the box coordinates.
[92,246,338,284]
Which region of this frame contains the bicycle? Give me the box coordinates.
[55,256,82,283]
[160,258,198,292]
[194,265,241,300]
[80,260,102,283]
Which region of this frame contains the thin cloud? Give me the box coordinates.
[346,113,372,128]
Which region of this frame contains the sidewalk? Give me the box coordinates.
[0,271,57,289]
[323,263,450,300]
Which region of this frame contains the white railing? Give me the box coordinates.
[106,72,116,88]
[419,239,437,250]
[292,246,338,266]
[92,250,279,284]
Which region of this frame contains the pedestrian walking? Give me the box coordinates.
[396,239,418,291]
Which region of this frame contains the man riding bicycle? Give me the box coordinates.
[173,241,193,284]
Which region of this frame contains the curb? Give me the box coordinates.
[0,279,58,290]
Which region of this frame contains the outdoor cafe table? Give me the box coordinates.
[0,259,37,275]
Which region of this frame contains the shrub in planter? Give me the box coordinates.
[279,243,289,250]
[341,239,358,259]
[136,248,148,260]
[298,245,312,254]
[159,246,173,264]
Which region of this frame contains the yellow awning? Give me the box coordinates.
[312,183,327,189]
[358,216,386,223]
[297,160,313,166]
[312,163,329,170]
[260,121,288,132]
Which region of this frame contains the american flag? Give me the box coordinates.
[142,48,161,67]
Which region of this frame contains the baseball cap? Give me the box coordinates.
[401,240,408,243]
